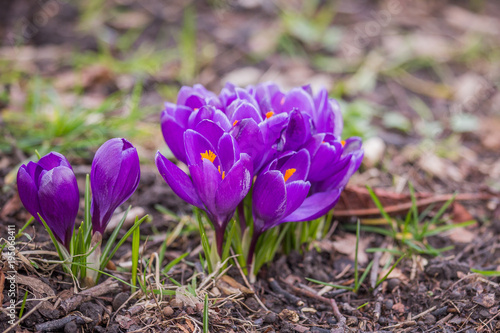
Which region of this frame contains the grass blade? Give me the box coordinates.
[100,205,131,265]
[131,217,140,290]
[101,214,148,270]
[203,294,209,333]
[305,278,354,291]
[471,268,500,276]
[423,220,475,237]
[19,290,29,318]
[163,252,189,275]
[354,219,360,291]
[376,254,405,288]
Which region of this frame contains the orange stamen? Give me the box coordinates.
[341,140,346,147]
[233,120,238,126]
[265,111,274,119]
[218,165,225,180]
[194,108,199,111]
[283,168,296,182]
[200,150,216,163]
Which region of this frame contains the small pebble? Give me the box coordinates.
[186,307,195,315]
[387,279,400,291]
[64,320,78,333]
[423,314,436,325]
[264,312,277,324]
[384,299,394,310]
[162,306,174,317]
[112,292,130,311]
[378,317,388,325]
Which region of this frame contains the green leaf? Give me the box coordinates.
[101,214,148,271]
[305,278,354,291]
[101,206,131,266]
[354,219,360,291]
[163,252,189,275]
[203,294,209,333]
[131,217,141,289]
[19,290,29,318]
[376,255,405,288]
[83,174,92,247]
[471,268,500,277]
[366,186,394,230]
[423,220,475,237]
[366,248,404,255]
[358,260,374,291]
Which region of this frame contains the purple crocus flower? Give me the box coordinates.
[161,105,231,164]
[282,137,364,223]
[90,138,140,234]
[156,121,253,254]
[249,149,311,264]
[161,84,227,164]
[251,83,343,137]
[17,152,79,249]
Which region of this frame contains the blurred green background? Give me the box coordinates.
[0,0,499,193]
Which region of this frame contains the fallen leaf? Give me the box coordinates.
[331,233,369,265]
[419,152,463,182]
[0,193,21,219]
[216,275,254,296]
[17,275,55,298]
[479,117,500,151]
[473,293,495,308]
[378,267,409,284]
[446,227,475,244]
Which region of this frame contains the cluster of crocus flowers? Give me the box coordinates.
[17,138,140,251]
[158,82,364,268]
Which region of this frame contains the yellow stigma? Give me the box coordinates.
[283,168,296,182]
[265,111,274,119]
[200,150,216,163]
[233,120,238,126]
[341,140,346,147]
[218,165,225,180]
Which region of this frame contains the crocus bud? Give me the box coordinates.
[17,152,79,249]
[90,138,140,234]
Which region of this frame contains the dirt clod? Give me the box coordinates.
[264,312,278,324]
[64,320,78,333]
[112,292,130,311]
[162,306,174,317]
[423,314,436,325]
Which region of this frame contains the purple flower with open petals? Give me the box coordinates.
[282,137,364,223]
[91,138,140,234]
[17,152,79,249]
[156,121,253,254]
[249,149,311,263]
